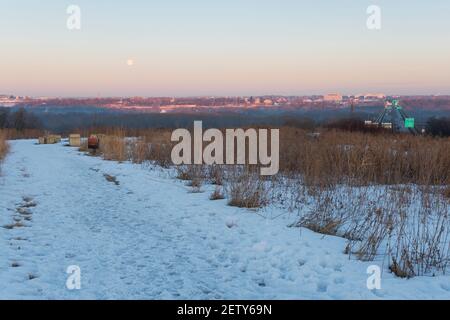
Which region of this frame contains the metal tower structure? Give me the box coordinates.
[369,100,419,134]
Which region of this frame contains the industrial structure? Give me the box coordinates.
[365,100,420,134]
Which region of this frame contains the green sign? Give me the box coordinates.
[405,118,415,128]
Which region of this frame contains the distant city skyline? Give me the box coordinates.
[1,0,450,97]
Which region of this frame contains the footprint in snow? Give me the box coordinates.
[333,277,345,285]
[333,263,343,272]
[317,281,328,293]
[225,219,238,229]
[298,259,307,267]
[254,278,266,287]
[370,289,385,298]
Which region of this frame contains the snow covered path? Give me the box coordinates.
[0,140,449,299]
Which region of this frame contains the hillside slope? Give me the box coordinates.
[0,140,449,299]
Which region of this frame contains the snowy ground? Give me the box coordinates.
[0,140,449,300]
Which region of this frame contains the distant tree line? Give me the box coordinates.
[426,117,450,137]
[2,107,449,138]
[324,117,385,133]
[0,108,42,131]
[401,97,450,111]
[1,108,324,133]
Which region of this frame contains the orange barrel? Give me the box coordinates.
[88,135,99,149]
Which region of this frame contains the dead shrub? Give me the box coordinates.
[130,138,150,164]
[388,190,450,277]
[99,130,127,162]
[226,170,268,208]
[207,165,225,185]
[294,186,365,237]
[443,186,450,200]
[210,187,225,200]
[176,165,206,193]
[148,143,172,168]
[348,206,395,262]
[176,165,204,181]
[312,186,450,277]
[187,176,203,188]
[295,191,345,236]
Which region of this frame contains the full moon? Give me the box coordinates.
[126,59,134,66]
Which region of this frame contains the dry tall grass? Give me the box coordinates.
[85,128,173,166]
[0,131,9,155]
[226,168,269,208]
[99,129,127,162]
[1,128,44,140]
[280,128,450,186]
[0,130,10,171]
[83,126,450,187]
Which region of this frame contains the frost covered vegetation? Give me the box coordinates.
[292,185,449,278]
[83,127,450,279]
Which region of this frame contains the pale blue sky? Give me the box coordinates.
[1,0,449,96]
